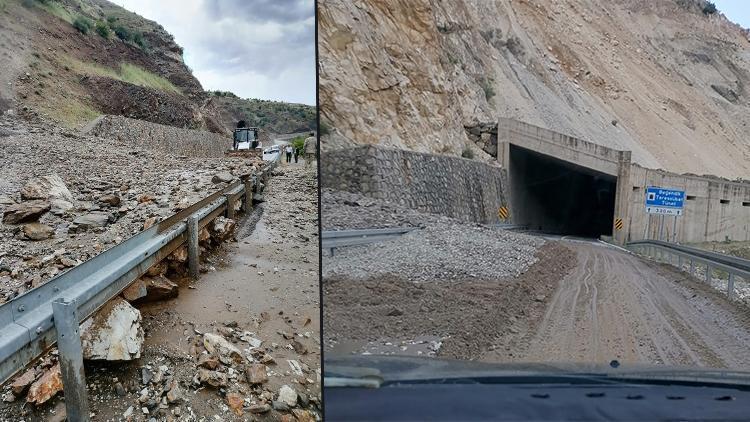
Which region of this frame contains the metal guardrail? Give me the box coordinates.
[627,239,750,299]
[0,153,279,419]
[322,227,417,255]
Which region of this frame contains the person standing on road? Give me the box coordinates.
[285,144,293,163]
[303,132,317,168]
[293,145,300,163]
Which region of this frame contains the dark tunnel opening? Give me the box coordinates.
[508,145,617,237]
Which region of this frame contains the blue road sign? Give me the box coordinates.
[645,186,685,216]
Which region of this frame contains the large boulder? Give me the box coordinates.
[80,297,144,360]
[20,175,75,203]
[2,200,50,224]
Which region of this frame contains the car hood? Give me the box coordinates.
[325,355,750,387]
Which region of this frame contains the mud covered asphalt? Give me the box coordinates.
[325,239,750,371]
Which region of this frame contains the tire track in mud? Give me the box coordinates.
[518,241,750,370]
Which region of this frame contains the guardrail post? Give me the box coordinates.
[727,273,735,299]
[706,264,712,284]
[187,215,200,278]
[678,255,683,270]
[689,259,695,275]
[52,298,90,422]
[244,179,253,212]
[224,194,236,220]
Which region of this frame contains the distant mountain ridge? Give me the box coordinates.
[210,91,317,136]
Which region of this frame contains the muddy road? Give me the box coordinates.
[326,234,750,371]
[0,160,321,422]
[495,240,750,369]
[134,160,320,420]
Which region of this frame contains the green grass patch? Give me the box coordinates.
[39,0,75,24]
[64,57,182,94]
[44,98,101,128]
[118,63,180,93]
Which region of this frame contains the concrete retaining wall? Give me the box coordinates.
[627,165,750,243]
[322,146,508,224]
[323,117,750,245]
[86,115,230,158]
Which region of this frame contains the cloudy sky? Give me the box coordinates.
[714,0,750,28]
[117,0,316,105]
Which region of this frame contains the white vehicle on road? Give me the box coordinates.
[263,145,281,161]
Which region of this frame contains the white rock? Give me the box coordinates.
[239,332,263,348]
[81,297,144,360]
[20,174,75,203]
[287,360,303,376]
[203,332,242,358]
[49,199,74,215]
[278,385,297,407]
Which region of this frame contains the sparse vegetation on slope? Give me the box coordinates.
[73,16,92,33]
[211,91,316,134]
[27,0,75,24]
[702,1,717,15]
[64,57,182,94]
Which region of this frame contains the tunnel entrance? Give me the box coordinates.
[508,144,617,237]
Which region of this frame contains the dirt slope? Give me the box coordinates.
[0,0,225,132]
[318,0,750,178]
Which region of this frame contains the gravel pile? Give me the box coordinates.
[322,188,448,230]
[323,220,544,282]
[323,188,544,282]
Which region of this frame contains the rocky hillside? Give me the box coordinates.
[211,91,317,135]
[0,0,225,133]
[318,0,750,178]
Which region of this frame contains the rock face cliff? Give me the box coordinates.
[318,0,750,178]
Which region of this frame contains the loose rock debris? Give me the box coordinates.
[0,115,323,420]
[0,114,263,304]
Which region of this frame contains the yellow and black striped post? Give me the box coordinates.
[498,206,509,220]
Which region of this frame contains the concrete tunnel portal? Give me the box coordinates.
[508,144,617,237]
